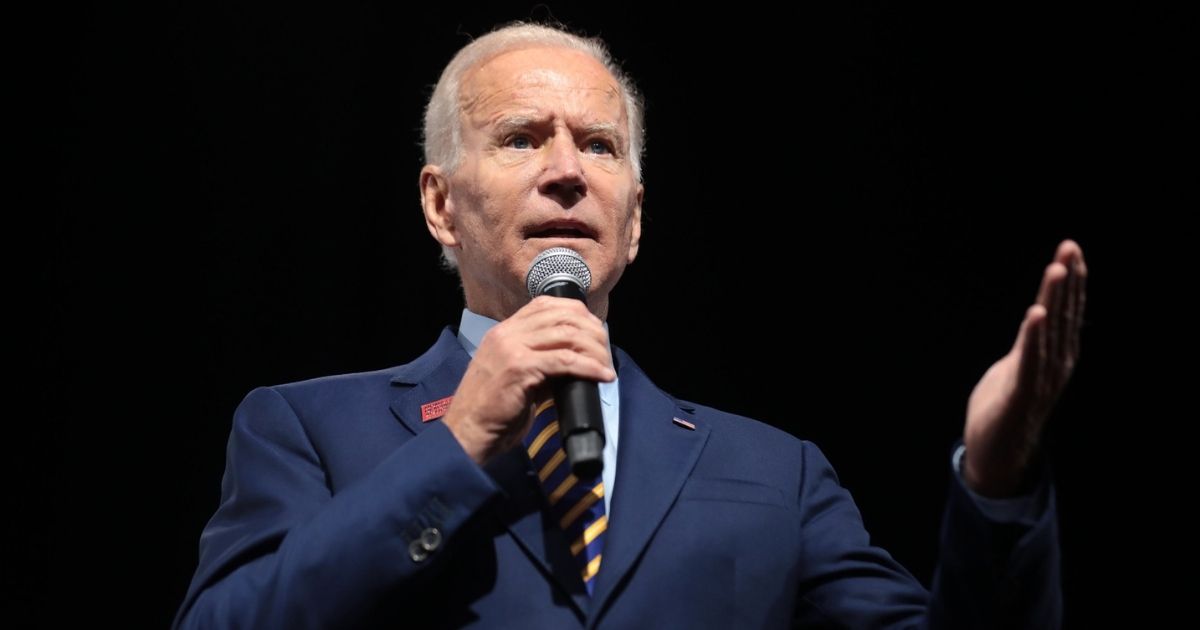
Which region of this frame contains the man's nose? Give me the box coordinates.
[537,133,587,206]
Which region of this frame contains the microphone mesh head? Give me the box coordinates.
[526,247,592,297]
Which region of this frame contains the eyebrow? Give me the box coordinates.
[491,115,538,137]
[580,121,622,138]
[492,116,625,143]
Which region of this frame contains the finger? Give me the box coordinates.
[1015,304,1046,400]
[1064,253,1079,369]
[514,296,605,332]
[1034,238,1076,303]
[1055,239,1086,372]
[538,348,617,382]
[525,326,614,368]
[523,294,601,322]
[510,303,605,337]
[520,320,611,364]
[1072,247,1088,364]
[1047,262,1068,385]
[484,320,613,378]
[1055,240,1081,367]
[1053,239,1082,267]
[1034,257,1056,308]
[493,304,613,367]
[505,301,609,347]
[1030,260,1063,393]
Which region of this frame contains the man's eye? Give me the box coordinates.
[506,135,533,149]
[587,140,613,155]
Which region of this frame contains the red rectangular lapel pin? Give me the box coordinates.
[421,396,453,422]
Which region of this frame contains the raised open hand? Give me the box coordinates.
[963,239,1087,497]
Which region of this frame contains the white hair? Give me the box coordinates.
[421,22,646,269]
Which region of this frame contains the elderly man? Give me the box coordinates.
[175,22,1085,629]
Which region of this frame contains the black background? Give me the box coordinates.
[34,2,1189,627]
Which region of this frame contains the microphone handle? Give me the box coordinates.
[553,378,604,478]
[541,281,605,478]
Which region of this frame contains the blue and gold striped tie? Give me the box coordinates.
[523,400,607,595]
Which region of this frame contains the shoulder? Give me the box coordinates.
[226,365,410,446]
[267,364,406,405]
[248,325,459,414]
[613,343,815,460]
[680,398,805,449]
[675,398,850,508]
[682,398,830,469]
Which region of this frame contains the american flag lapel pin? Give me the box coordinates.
[672,417,696,430]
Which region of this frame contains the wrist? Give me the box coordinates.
[962,448,1036,498]
[442,412,495,467]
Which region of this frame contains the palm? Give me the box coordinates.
[962,240,1087,497]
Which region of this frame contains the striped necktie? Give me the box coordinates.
[523,400,607,595]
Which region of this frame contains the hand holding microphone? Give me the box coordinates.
[440,248,612,471]
[525,248,607,478]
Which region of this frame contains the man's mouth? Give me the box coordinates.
[526,221,596,240]
[532,228,588,238]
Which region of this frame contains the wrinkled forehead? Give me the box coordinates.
[459,47,626,127]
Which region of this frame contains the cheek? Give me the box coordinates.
[608,191,639,240]
[455,186,528,261]
[468,172,531,218]
[454,182,499,232]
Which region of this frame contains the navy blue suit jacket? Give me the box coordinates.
[175,327,1061,628]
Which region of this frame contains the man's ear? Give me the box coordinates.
[420,165,458,248]
[626,183,643,265]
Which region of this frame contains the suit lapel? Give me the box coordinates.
[389,327,471,436]
[587,348,710,627]
[388,326,589,618]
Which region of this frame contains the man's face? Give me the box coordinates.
[422,46,643,320]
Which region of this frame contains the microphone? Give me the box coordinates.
[525,247,605,478]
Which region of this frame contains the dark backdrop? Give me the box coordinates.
[36,2,1187,627]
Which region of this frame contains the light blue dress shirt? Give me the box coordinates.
[457,308,620,516]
